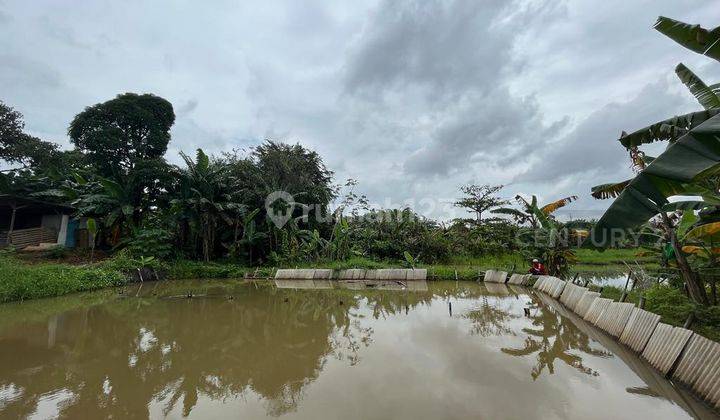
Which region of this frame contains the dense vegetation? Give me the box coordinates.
[0,92,578,270]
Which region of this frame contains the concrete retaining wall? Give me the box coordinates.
[507,273,531,285]
[583,297,613,324]
[641,323,694,376]
[672,334,720,409]
[483,270,508,283]
[595,302,636,337]
[534,276,566,299]
[524,265,720,412]
[619,308,661,353]
[574,291,600,318]
[559,283,588,312]
[275,268,427,280]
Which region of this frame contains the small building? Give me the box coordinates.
[0,195,76,249]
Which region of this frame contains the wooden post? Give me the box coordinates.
[684,312,696,329]
[620,271,632,302]
[638,295,646,309]
[7,206,16,245]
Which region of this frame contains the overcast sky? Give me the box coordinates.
[1,0,719,220]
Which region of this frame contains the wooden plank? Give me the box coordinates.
[641,323,693,376]
[619,308,661,353]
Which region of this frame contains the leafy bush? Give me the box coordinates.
[643,285,696,326]
[166,260,251,279]
[125,227,173,260]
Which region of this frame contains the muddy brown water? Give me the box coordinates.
[0,280,716,419]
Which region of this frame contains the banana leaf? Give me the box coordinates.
[591,180,630,199]
[684,221,720,241]
[654,16,720,62]
[619,109,720,148]
[675,63,720,110]
[540,195,577,214]
[662,200,715,212]
[588,113,720,247]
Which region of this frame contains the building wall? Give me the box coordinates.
[41,215,62,232]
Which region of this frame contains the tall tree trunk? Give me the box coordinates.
[662,212,708,305]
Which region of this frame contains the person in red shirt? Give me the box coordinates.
[529,258,547,275]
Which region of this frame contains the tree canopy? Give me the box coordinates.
[68,93,175,178]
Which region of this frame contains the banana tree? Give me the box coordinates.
[172,149,245,262]
[590,114,720,304]
[234,209,266,264]
[589,16,720,305]
[492,194,577,228]
[493,195,578,278]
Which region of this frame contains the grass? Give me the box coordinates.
[572,248,658,275]
[0,256,126,303]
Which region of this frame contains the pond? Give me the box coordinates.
[0,280,715,419]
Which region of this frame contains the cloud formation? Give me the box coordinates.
[1,0,719,220]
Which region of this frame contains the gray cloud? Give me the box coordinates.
[1,0,719,220]
[345,0,513,98]
[514,81,696,184]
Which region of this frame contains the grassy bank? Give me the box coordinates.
[0,248,652,303]
[0,256,126,303]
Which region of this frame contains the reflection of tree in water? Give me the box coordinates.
[463,296,519,337]
[501,294,611,380]
[0,283,439,418]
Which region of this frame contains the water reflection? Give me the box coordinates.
[500,293,611,380]
[0,280,713,419]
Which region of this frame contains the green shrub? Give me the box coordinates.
[125,227,174,260]
[166,260,251,279]
[0,256,126,303]
[643,285,696,327]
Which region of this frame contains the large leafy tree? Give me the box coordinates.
[68,93,175,176]
[68,93,175,224]
[0,100,73,169]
